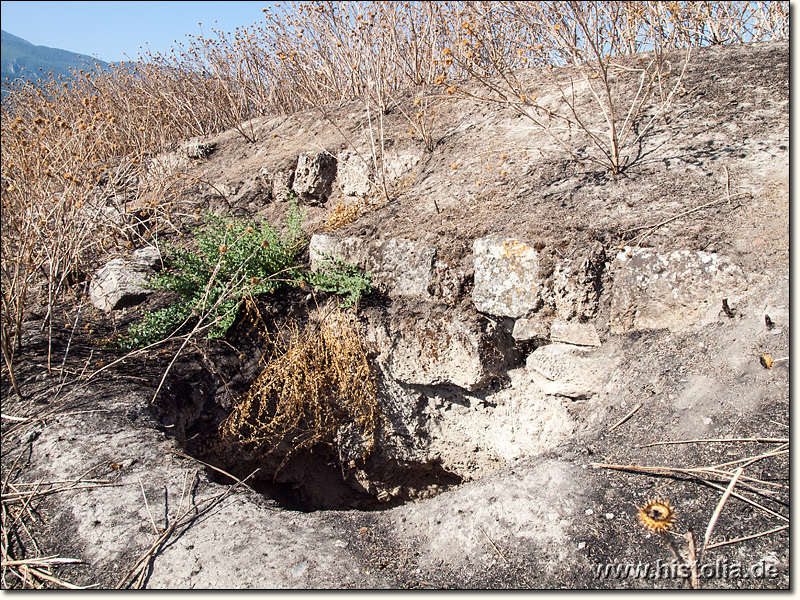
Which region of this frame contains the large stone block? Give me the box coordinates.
[367,238,436,300]
[472,237,541,318]
[553,241,605,320]
[363,301,519,391]
[337,151,374,198]
[89,248,161,312]
[610,248,745,332]
[269,169,295,203]
[292,151,337,203]
[309,234,369,271]
[526,343,615,399]
[309,234,454,302]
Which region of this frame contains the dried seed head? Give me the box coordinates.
[638,499,676,532]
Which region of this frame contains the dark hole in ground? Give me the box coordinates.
[150,317,464,513]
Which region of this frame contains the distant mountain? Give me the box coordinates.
[1,29,109,88]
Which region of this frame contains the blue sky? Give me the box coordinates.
[1,1,287,62]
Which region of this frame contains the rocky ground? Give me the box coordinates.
[0,40,788,589]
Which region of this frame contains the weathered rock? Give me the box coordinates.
[132,246,162,269]
[182,140,217,159]
[337,362,431,497]
[89,248,161,312]
[472,237,541,318]
[270,168,295,203]
[309,234,465,303]
[309,234,369,271]
[337,151,374,198]
[549,319,601,347]
[610,247,746,332]
[512,317,551,342]
[384,152,421,182]
[526,343,615,399]
[292,151,337,203]
[553,242,605,320]
[231,175,269,205]
[362,300,519,391]
[367,238,436,300]
[429,258,467,306]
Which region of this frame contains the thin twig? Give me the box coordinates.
[704,525,789,550]
[166,449,258,492]
[633,193,749,248]
[478,526,508,564]
[699,466,743,564]
[608,402,643,432]
[116,468,259,589]
[638,437,788,447]
[138,476,159,535]
[685,529,700,589]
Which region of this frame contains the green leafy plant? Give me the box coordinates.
[119,203,371,350]
[308,251,372,308]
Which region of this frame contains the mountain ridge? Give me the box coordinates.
[1,29,109,87]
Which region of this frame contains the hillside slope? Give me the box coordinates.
[0,40,788,589]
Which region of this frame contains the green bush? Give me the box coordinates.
[119,202,370,350]
[308,251,372,308]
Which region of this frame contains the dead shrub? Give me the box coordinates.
[217,305,378,476]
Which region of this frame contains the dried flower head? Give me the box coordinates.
[638,499,675,532]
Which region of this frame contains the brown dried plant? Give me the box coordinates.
[217,305,379,477]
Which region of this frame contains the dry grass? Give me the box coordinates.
[0,2,788,391]
[218,304,379,476]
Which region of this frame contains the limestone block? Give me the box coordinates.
[549,320,601,347]
[367,238,436,300]
[337,151,374,198]
[526,343,613,399]
[512,318,551,342]
[472,237,540,318]
[270,169,295,203]
[292,151,337,203]
[363,301,519,391]
[309,234,440,301]
[89,249,161,312]
[553,242,605,320]
[610,247,746,332]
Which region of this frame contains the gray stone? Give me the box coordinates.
[384,152,421,182]
[132,246,162,269]
[553,242,605,320]
[367,238,436,300]
[309,234,445,302]
[610,247,746,332]
[549,320,601,347]
[363,301,519,391]
[309,234,370,272]
[526,343,615,399]
[182,140,217,159]
[337,151,374,197]
[292,151,337,203]
[512,317,551,342]
[472,237,541,318]
[89,255,158,312]
[270,169,295,203]
[231,175,268,206]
